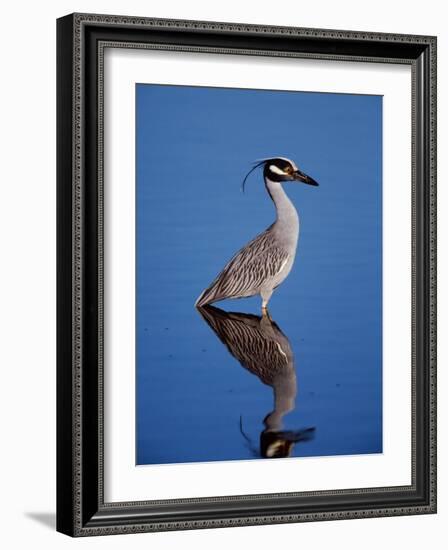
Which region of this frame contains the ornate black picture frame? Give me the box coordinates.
[57,13,437,537]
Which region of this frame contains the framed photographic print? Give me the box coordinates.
[57,13,437,536]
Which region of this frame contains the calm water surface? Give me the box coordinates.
[136,85,382,465]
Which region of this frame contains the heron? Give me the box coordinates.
[195,157,318,312]
[197,304,315,458]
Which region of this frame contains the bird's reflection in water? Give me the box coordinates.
[197,305,315,459]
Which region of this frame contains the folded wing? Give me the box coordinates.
[195,230,289,307]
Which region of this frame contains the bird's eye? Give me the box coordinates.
[284,166,293,175]
[269,164,287,176]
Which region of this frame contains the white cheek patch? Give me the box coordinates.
[266,441,282,458]
[269,164,286,176]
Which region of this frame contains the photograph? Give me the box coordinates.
[135,83,383,465]
[55,9,437,537]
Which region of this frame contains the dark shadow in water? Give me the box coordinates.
[197,305,315,459]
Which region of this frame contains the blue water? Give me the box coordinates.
[136,84,382,465]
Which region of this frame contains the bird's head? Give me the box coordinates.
[242,157,319,191]
[260,427,316,459]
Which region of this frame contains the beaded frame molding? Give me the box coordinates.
[56,13,437,537]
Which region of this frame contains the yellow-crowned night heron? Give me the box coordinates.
[197,305,315,458]
[195,157,318,312]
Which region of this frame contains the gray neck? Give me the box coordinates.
[265,369,297,431]
[265,177,299,234]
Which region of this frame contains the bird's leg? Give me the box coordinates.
[261,289,273,312]
[262,306,273,322]
[261,289,274,321]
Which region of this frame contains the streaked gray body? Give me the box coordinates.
[196,176,299,308]
[198,306,296,428]
[198,305,315,458]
